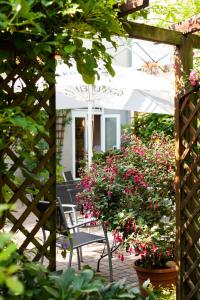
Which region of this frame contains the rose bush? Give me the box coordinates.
[77,133,175,269]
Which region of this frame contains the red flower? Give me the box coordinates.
[107,190,113,197]
[151,243,157,254]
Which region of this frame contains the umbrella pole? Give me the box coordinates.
[88,85,93,168]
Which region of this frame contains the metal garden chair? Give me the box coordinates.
[36,198,113,282]
[56,196,113,282]
[63,171,74,183]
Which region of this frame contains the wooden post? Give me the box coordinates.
[48,77,57,271]
[174,36,200,299]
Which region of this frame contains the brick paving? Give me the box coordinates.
[5,204,139,286]
[56,226,139,285]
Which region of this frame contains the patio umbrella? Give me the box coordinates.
[55,63,175,166]
[56,63,174,114]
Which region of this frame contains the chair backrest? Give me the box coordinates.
[63,171,74,182]
[56,197,69,231]
[56,183,83,209]
[56,184,74,211]
[36,200,67,232]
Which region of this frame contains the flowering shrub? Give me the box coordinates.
[77,134,175,269]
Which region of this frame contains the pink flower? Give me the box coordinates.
[114,232,124,243]
[166,250,171,256]
[124,187,131,194]
[120,254,124,262]
[151,243,157,254]
[149,200,153,209]
[121,145,125,152]
[189,70,199,86]
[107,190,113,197]
[128,247,133,254]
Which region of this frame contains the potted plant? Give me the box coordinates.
[77,133,178,291]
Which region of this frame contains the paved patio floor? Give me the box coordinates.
[56,226,139,285]
[5,205,139,286]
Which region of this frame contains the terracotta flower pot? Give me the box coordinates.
[133,260,178,294]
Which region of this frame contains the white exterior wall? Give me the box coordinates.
[104,109,131,125]
[59,39,132,174]
[60,109,131,174]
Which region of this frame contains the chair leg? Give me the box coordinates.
[79,247,83,262]
[41,226,46,264]
[77,248,81,270]
[102,223,113,282]
[68,249,73,268]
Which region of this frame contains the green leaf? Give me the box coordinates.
[0,269,5,284]
[21,167,40,181]
[44,286,59,298]
[41,0,54,7]
[0,204,10,215]
[64,45,76,54]
[7,264,19,275]
[82,73,95,84]
[0,233,13,248]
[106,62,115,77]
[0,12,8,29]
[81,268,94,282]
[18,0,30,18]
[33,44,52,55]
[9,116,31,130]
[0,243,17,261]
[5,276,24,295]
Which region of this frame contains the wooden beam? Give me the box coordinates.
[169,14,200,34]
[115,0,149,18]
[122,21,200,48]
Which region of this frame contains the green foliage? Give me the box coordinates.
[131,0,200,29]
[0,0,125,84]
[0,208,24,299]
[4,262,158,300]
[155,286,176,300]
[56,163,64,184]
[133,113,175,143]
[0,231,156,300]
[0,204,156,299]
[78,134,175,268]
[0,0,126,189]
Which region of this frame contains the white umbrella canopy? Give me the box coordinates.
[56,63,175,114]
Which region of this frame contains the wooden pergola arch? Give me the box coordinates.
[0,2,199,299]
[124,20,200,300]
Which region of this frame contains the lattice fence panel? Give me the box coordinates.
[0,50,56,270]
[56,110,69,161]
[179,86,200,300]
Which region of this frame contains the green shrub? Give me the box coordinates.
[133,113,174,143]
[0,203,156,300]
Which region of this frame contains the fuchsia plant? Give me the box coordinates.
[77,134,175,269]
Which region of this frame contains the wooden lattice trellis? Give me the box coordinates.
[56,110,69,161]
[0,50,56,270]
[179,86,200,300]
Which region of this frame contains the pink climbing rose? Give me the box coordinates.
[189,70,199,86]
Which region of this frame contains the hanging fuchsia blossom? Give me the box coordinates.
[189,70,199,86]
[77,133,175,267]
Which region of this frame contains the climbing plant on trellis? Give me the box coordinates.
[0,44,56,270]
[0,0,126,273]
[56,110,70,161]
